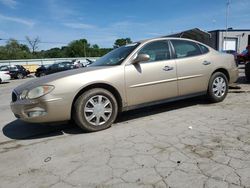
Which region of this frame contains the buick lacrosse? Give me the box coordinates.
[11,38,238,132]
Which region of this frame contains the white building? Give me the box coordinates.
[209,29,250,53]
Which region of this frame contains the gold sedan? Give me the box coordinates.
[11,38,238,132]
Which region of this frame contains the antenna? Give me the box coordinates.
[225,0,230,50]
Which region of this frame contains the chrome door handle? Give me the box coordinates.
[163,66,174,71]
[203,61,211,65]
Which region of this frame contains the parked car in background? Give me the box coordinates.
[0,65,30,79]
[237,49,250,63]
[222,50,238,58]
[85,58,95,66]
[35,61,79,77]
[237,45,250,64]
[11,37,238,132]
[235,46,250,81]
[35,64,52,77]
[0,71,11,84]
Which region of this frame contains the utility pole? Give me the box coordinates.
[225,0,230,50]
[84,42,87,57]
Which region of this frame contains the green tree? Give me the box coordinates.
[3,39,31,60]
[66,39,90,57]
[92,44,99,49]
[0,46,7,60]
[113,38,132,48]
[0,37,115,60]
[43,48,63,58]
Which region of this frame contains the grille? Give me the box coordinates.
[12,92,17,102]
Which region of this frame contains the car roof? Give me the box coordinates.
[142,36,205,44]
[137,37,212,50]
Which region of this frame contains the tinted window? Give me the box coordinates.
[51,64,59,69]
[58,62,71,68]
[9,66,18,71]
[0,66,9,71]
[138,40,171,62]
[197,43,209,54]
[171,40,201,58]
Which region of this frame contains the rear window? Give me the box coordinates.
[171,40,202,58]
[0,66,9,71]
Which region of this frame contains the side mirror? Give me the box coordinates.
[132,54,150,64]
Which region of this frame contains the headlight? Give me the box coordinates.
[22,85,54,99]
[20,90,28,99]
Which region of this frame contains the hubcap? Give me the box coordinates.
[17,74,22,79]
[212,76,226,97]
[84,95,112,126]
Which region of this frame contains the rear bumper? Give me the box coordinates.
[1,75,11,82]
[229,67,239,84]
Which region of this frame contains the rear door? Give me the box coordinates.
[125,40,178,106]
[170,40,211,96]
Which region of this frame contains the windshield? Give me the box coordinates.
[90,43,140,66]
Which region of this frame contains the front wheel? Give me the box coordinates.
[40,73,46,77]
[207,72,228,103]
[73,88,118,132]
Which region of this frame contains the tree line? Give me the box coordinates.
[0,37,132,60]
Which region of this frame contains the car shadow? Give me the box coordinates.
[2,120,83,140]
[237,76,250,84]
[0,81,10,85]
[116,96,208,123]
[2,96,208,140]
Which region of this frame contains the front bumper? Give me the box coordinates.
[10,96,71,123]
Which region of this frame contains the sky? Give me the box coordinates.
[0,0,249,50]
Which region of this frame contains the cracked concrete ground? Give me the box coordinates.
[0,72,250,188]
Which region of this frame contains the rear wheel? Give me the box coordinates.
[0,78,2,84]
[207,72,228,103]
[17,73,23,79]
[73,88,118,132]
[245,62,250,82]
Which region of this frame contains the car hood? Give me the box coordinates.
[14,66,111,94]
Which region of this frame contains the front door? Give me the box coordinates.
[125,40,178,106]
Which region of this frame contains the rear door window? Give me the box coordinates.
[171,40,202,58]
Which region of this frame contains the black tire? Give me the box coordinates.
[17,73,23,79]
[0,78,2,84]
[245,63,250,82]
[40,73,46,77]
[73,88,118,132]
[207,72,228,103]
